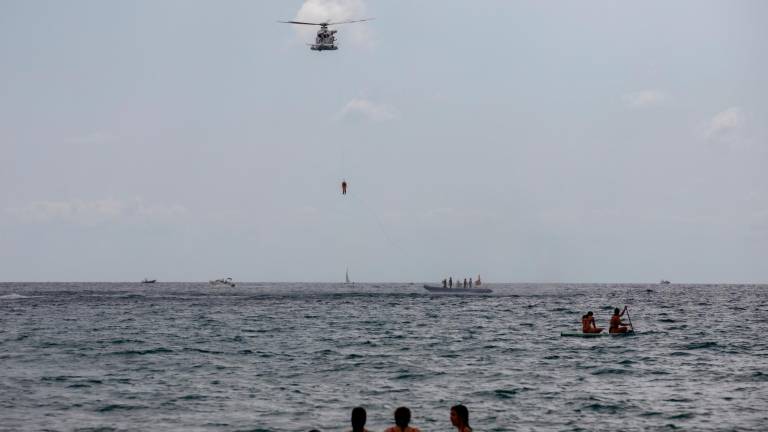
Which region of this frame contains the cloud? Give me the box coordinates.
[622,90,667,108]
[292,0,373,47]
[6,198,187,225]
[705,107,745,139]
[338,98,397,122]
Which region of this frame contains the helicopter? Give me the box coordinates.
[280,18,373,51]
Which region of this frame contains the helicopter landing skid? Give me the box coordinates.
[310,44,338,51]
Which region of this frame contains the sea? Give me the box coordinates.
[1,282,766,431]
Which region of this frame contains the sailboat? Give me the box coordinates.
[345,267,353,285]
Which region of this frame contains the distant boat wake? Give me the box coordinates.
[0,293,31,300]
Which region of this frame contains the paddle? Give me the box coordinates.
[624,305,635,333]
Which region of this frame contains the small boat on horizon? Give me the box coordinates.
[423,284,492,294]
[345,267,353,285]
[660,280,671,285]
[209,277,236,287]
[141,278,157,284]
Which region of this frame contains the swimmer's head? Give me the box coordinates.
[450,404,469,427]
[394,407,411,428]
[351,407,366,432]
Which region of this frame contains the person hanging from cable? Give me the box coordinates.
[341,179,347,195]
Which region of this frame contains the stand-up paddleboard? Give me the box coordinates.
[560,330,635,337]
[423,284,492,294]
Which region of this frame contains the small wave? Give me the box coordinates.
[685,341,719,350]
[0,293,30,300]
[183,348,224,354]
[116,294,146,299]
[178,394,207,401]
[581,403,622,414]
[108,347,174,356]
[394,373,426,380]
[667,412,695,420]
[63,379,102,389]
[75,427,117,432]
[491,388,529,399]
[42,375,80,382]
[97,404,144,412]
[37,341,64,348]
[592,368,630,375]
[107,338,144,345]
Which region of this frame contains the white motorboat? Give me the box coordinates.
[209,277,236,287]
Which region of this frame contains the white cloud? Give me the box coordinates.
[705,107,745,139]
[622,90,667,108]
[6,198,187,225]
[338,98,397,122]
[292,0,373,47]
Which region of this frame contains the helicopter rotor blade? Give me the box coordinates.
[278,20,324,26]
[325,18,374,26]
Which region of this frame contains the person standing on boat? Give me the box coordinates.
[442,278,447,288]
[463,278,467,289]
[449,277,453,288]
[609,306,631,333]
[468,278,473,288]
[582,311,603,333]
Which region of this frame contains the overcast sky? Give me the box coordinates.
[1,0,766,283]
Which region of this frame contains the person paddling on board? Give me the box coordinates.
[609,306,631,333]
[582,311,603,333]
[341,180,347,195]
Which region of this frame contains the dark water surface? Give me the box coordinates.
[1,283,767,431]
